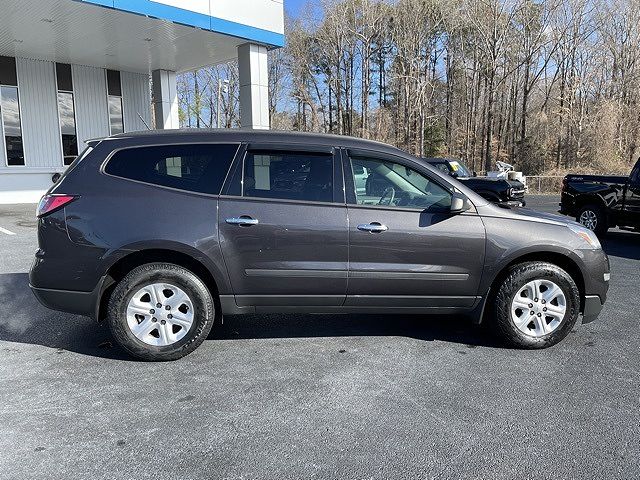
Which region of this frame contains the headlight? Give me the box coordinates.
[567,223,601,249]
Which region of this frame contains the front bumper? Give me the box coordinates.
[582,295,604,324]
[499,199,526,207]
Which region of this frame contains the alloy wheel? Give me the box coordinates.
[511,279,567,338]
[126,283,195,346]
[579,210,598,230]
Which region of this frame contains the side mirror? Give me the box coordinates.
[450,192,471,214]
[472,171,478,177]
[52,173,62,184]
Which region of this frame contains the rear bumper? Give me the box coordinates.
[30,275,107,320]
[582,295,604,324]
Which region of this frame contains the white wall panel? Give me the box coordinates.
[16,58,63,168]
[121,71,151,132]
[153,0,210,16]
[0,172,58,204]
[72,64,110,146]
[209,0,284,34]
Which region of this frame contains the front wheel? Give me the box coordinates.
[491,262,580,349]
[577,204,608,237]
[106,263,216,361]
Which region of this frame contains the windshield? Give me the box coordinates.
[448,160,473,178]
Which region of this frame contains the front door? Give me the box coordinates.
[343,149,486,309]
[218,145,348,307]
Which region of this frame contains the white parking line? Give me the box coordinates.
[0,226,16,235]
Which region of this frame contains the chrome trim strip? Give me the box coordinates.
[245,269,348,278]
[349,271,469,281]
[244,269,468,281]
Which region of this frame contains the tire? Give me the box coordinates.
[491,261,580,349]
[577,204,608,237]
[106,263,216,361]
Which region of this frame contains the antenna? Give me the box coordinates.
[137,112,151,131]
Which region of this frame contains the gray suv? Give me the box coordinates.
[30,130,609,361]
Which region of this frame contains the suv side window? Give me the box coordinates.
[243,150,334,203]
[105,144,239,195]
[349,155,452,211]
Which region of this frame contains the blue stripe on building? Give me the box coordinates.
[75,0,285,47]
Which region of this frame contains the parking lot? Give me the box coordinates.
[0,196,638,479]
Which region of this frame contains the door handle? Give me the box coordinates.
[357,222,389,233]
[226,216,259,226]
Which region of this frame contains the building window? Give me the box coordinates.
[56,63,78,166]
[0,56,24,166]
[107,70,124,135]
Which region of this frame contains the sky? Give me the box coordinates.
[284,0,306,18]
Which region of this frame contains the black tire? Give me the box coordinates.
[577,204,608,237]
[106,263,215,361]
[491,261,580,349]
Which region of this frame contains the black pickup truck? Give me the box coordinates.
[559,158,640,235]
[426,158,526,207]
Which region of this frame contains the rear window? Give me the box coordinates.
[105,144,239,195]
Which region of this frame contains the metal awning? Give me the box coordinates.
[0,0,283,74]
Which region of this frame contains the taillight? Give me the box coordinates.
[36,194,78,218]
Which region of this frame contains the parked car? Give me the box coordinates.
[560,157,640,236]
[30,130,609,361]
[426,158,526,207]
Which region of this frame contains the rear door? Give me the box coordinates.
[218,144,348,308]
[343,149,486,309]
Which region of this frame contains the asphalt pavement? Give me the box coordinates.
[0,196,638,479]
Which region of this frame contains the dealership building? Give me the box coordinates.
[0,0,284,203]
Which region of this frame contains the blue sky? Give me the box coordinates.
[284,0,306,18]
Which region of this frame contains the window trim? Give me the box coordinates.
[238,145,345,206]
[342,147,460,213]
[100,142,242,197]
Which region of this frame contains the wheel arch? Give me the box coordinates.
[97,248,224,323]
[475,250,586,324]
[574,194,607,212]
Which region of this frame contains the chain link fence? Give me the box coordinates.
[525,176,565,195]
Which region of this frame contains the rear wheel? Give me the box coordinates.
[106,263,215,361]
[577,204,608,236]
[491,262,580,349]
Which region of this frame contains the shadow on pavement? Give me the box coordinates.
[0,273,498,360]
[0,273,132,361]
[602,231,640,260]
[211,313,497,347]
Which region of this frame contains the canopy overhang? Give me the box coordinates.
[0,0,284,74]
